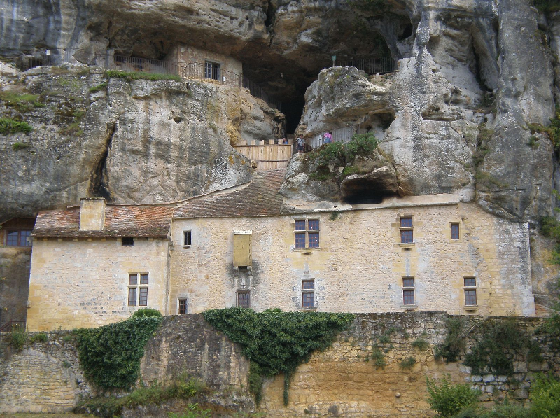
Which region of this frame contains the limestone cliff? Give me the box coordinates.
[1,0,559,223]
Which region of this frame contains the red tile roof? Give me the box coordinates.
[33,204,175,238]
[33,169,289,238]
[174,169,287,219]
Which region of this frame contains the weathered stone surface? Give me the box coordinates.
[0,66,286,222]
[0,247,30,329]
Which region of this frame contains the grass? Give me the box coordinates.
[88,83,107,93]
[105,70,181,81]
[0,91,44,111]
[0,118,32,135]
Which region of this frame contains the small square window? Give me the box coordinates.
[237,291,250,308]
[128,273,149,307]
[6,231,18,246]
[451,223,460,240]
[140,273,149,284]
[465,289,477,306]
[139,288,148,306]
[178,298,188,314]
[403,277,415,305]
[400,230,413,244]
[184,230,192,246]
[295,220,306,231]
[295,232,306,248]
[302,280,315,309]
[308,220,319,231]
[122,237,134,246]
[464,277,476,287]
[400,217,413,228]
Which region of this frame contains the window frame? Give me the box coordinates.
[302,279,315,309]
[204,61,220,80]
[178,298,188,314]
[450,223,460,240]
[399,216,414,244]
[463,276,477,307]
[5,229,32,247]
[183,230,192,247]
[402,276,415,306]
[237,290,251,308]
[128,273,149,307]
[294,219,320,249]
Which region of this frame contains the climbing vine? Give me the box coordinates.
[203,308,354,406]
[74,309,163,390]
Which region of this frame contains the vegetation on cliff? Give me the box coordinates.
[203,308,354,406]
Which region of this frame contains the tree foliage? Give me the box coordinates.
[426,376,480,418]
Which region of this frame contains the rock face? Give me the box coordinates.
[0,66,283,221]
[0,0,559,223]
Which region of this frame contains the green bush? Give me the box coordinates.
[203,308,354,406]
[452,403,529,418]
[9,328,27,350]
[132,308,163,318]
[168,403,211,418]
[426,376,480,418]
[0,118,32,134]
[344,132,378,160]
[464,320,529,376]
[74,315,163,389]
[435,317,466,363]
[89,83,107,93]
[530,375,560,418]
[412,337,430,350]
[0,91,44,111]
[399,356,416,370]
[105,70,181,81]
[29,332,48,343]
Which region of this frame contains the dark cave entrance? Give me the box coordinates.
[341,177,400,205]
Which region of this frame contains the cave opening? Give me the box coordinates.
[341,178,399,205]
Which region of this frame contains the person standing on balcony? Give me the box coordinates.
[323,131,332,144]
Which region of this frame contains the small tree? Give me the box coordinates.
[426,376,480,417]
[530,375,560,418]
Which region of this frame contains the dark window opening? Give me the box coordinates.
[302,280,315,309]
[403,277,415,305]
[205,61,220,80]
[400,216,413,244]
[237,291,250,308]
[184,230,192,246]
[178,298,188,314]
[122,237,134,246]
[451,223,460,240]
[6,230,32,247]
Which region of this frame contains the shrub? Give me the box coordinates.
[435,317,466,363]
[0,91,43,111]
[426,376,480,418]
[412,337,430,350]
[12,142,30,150]
[168,403,211,418]
[399,356,416,370]
[74,315,163,389]
[29,332,48,343]
[9,328,27,350]
[344,132,378,160]
[203,308,354,406]
[530,375,560,418]
[464,319,529,376]
[0,118,32,134]
[132,308,163,318]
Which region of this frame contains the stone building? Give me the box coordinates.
[27,170,535,331]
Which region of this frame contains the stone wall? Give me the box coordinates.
[1,313,558,417]
[169,198,534,316]
[27,238,170,331]
[0,247,31,329]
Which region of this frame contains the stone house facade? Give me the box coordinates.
[27,171,535,331]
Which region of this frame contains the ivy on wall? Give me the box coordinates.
[75,309,163,390]
[203,308,354,406]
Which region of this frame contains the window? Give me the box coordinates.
[178,298,188,314]
[302,279,315,309]
[294,219,320,249]
[184,230,192,246]
[5,230,32,247]
[237,291,250,308]
[128,273,149,306]
[402,277,415,305]
[400,216,413,244]
[205,61,220,80]
[464,277,477,306]
[451,223,460,240]
[122,237,134,246]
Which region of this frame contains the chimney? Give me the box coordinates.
[79,198,106,231]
